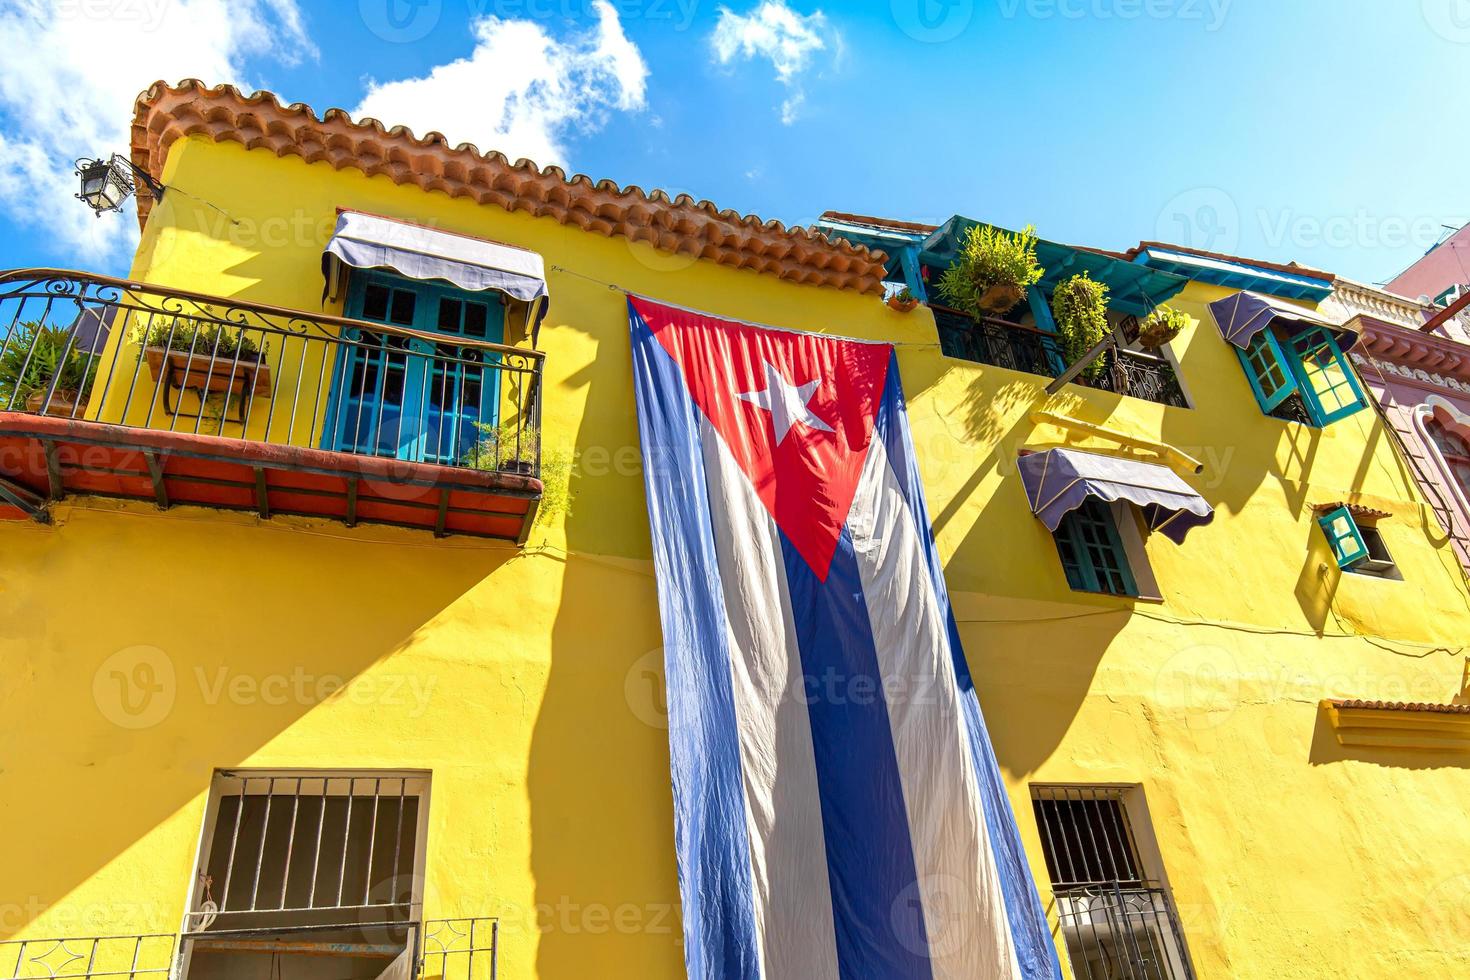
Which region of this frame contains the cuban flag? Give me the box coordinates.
[629,296,1061,980]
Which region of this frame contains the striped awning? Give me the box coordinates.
[1209,290,1358,351]
[1018,448,1214,544]
[322,210,549,308]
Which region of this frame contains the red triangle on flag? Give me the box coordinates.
[632,297,891,580]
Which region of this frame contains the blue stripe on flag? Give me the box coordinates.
[629,301,763,980]
[873,354,1063,980]
[781,525,936,980]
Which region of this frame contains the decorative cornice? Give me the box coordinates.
[1329,278,1433,330]
[1350,314,1470,395]
[1323,698,1470,751]
[130,80,890,295]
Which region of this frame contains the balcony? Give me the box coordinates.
[933,306,1189,408]
[0,917,498,979]
[0,270,544,541]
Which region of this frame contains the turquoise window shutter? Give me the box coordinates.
[1288,327,1368,426]
[1236,328,1299,413]
[1317,506,1369,569]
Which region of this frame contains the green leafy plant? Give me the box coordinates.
[936,224,1044,316]
[0,321,98,409]
[887,286,919,311]
[1052,273,1110,380]
[1138,305,1189,350]
[462,420,572,525]
[144,318,266,360]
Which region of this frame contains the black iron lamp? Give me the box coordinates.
[74,154,165,216]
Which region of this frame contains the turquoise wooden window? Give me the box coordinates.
[1235,323,1367,427]
[323,271,505,463]
[1053,498,1138,596]
[1317,506,1369,569]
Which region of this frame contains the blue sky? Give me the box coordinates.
[1,0,1467,288]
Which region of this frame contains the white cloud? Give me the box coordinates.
[710,1,832,124]
[0,0,315,263]
[354,0,648,168]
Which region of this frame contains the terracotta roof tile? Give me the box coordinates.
[1313,501,1394,522]
[130,81,889,294]
[1329,699,1470,715]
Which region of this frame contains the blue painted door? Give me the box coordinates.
[324,272,505,463]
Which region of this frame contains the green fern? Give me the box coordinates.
[1052,273,1110,380]
[936,224,1044,316]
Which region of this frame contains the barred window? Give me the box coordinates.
[1032,786,1195,980]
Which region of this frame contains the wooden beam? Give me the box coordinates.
[144,451,170,509]
[254,466,270,519]
[434,487,451,537]
[517,497,542,546]
[189,937,401,959]
[345,476,359,527]
[0,475,49,523]
[43,441,64,501]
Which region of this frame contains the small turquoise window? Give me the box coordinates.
[1317,506,1369,569]
[1236,322,1367,427]
[1053,499,1138,597]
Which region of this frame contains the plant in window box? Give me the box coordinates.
[0,321,99,415]
[886,287,919,313]
[936,224,1044,316]
[463,421,572,525]
[142,319,273,400]
[1052,273,1110,380]
[1138,305,1188,351]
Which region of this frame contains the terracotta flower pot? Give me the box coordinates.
[1137,322,1182,351]
[978,282,1026,314]
[25,388,87,416]
[887,294,919,313]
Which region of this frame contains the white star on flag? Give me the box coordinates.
[737,361,835,445]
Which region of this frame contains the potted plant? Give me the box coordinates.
[937,224,1045,316]
[143,319,272,401]
[1138,304,1188,350]
[0,321,98,415]
[886,287,919,313]
[462,421,573,529]
[1052,273,1110,381]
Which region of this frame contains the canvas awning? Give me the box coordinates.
[1018,448,1214,544]
[1209,290,1358,351]
[322,210,550,310]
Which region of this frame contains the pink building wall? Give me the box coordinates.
[1348,314,1470,571]
[1388,222,1470,302]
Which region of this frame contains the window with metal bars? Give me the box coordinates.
[180,771,430,980]
[1032,786,1195,980]
[1053,499,1139,597]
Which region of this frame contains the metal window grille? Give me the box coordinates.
[1032,786,1195,980]
[187,772,427,933]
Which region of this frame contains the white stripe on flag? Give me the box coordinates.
[848,434,1026,980]
[701,417,841,980]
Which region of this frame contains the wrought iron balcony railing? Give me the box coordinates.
[0,269,544,477]
[933,306,1189,408]
[1,917,498,979]
[1052,883,1195,980]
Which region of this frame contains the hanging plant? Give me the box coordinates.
[1138,305,1188,350]
[1052,273,1110,380]
[936,224,1044,317]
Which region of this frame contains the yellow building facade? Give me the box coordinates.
[5,81,1470,978]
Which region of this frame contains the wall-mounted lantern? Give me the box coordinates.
[74,154,164,216]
